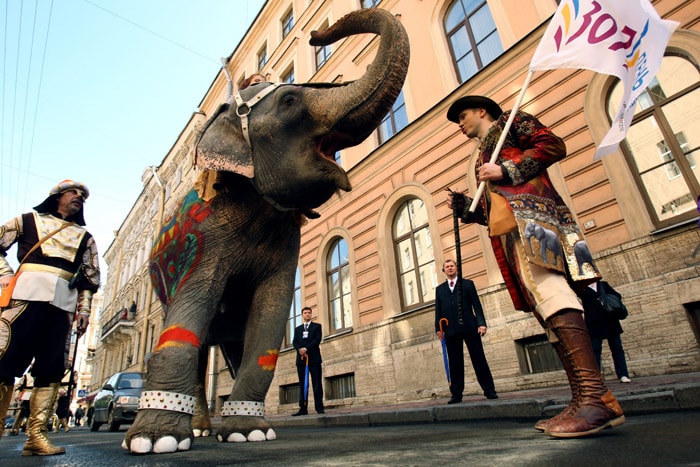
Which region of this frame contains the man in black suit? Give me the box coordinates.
[292,306,325,415]
[435,259,497,403]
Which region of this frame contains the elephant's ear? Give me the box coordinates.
[194,102,254,178]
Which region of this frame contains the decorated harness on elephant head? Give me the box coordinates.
[232,82,320,219]
[233,82,283,149]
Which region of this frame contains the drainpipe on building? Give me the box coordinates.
[207,347,218,414]
[138,166,165,372]
[100,231,125,384]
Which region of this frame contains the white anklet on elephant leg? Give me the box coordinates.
[139,391,196,415]
[221,400,265,417]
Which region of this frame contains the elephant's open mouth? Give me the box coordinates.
[316,132,354,165]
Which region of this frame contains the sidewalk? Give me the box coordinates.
[264,371,700,429]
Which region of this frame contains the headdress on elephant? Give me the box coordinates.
[33,179,90,226]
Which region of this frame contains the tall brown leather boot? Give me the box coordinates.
[530,311,579,432]
[534,339,579,432]
[543,310,625,438]
[0,381,12,440]
[21,384,66,456]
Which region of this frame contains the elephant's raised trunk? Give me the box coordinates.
[305,8,410,146]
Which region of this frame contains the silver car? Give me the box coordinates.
[90,372,144,432]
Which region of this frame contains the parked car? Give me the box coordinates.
[90,371,144,432]
[4,415,16,430]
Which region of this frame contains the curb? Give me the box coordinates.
[264,383,700,429]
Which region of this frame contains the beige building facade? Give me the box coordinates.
[90,0,700,417]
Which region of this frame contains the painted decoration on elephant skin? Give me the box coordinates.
[150,190,214,306]
[257,350,279,371]
[155,324,202,352]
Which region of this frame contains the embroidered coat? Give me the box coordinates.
[473,111,599,311]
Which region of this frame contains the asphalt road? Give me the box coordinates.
[2,410,699,466]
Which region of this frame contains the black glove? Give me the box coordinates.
[451,192,487,225]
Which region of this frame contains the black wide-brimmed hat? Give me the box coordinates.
[447,95,503,122]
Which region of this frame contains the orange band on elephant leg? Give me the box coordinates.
[257,350,279,371]
[155,324,201,352]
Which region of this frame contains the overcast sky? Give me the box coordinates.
[1,0,265,274]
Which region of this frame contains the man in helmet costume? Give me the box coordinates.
[0,180,100,456]
[446,96,624,438]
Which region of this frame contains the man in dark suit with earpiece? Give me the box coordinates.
[292,306,325,415]
[435,259,497,403]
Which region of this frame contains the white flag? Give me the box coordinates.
[530,0,678,159]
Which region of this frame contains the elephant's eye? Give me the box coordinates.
[281,94,297,108]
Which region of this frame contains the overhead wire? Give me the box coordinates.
[2,0,261,220]
[81,0,220,66]
[1,0,8,217]
[21,0,53,211]
[15,0,40,214]
[7,1,24,219]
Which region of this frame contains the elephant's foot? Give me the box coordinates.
[122,391,197,455]
[215,401,276,443]
[192,411,212,438]
[216,415,276,443]
[192,384,212,438]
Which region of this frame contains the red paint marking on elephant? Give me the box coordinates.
[257,350,279,371]
[155,324,201,352]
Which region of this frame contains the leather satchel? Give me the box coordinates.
[0,221,76,308]
[0,272,21,308]
[488,191,518,237]
[598,282,628,320]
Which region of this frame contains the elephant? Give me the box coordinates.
[122,8,409,455]
[524,221,563,265]
[573,240,599,276]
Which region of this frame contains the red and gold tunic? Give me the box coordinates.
[475,111,600,312]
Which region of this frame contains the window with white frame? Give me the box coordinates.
[393,198,437,311]
[282,66,295,84]
[282,8,294,39]
[444,0,503,83]
[327,238,352,332]
[257,43,268,70]
[608,54,700,228]
[284,268,303,348]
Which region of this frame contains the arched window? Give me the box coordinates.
[445,0,503,83]
[327,238,352,332]
[608,54,700,228]
[284,268,303,348]
[393,198,437,311]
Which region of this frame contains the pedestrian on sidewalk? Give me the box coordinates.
[292,306,324,416]
[581,281,632,383]
[435,259,497,403]
[54,389,70,433]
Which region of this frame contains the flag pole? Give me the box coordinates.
[467,70,536,213]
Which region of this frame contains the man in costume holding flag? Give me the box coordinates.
[0,180,100,455]
[447,96,623,438]
[446,0,677,438]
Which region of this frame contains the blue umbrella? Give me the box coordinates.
[303,355,309,407]
[439,318,450,386]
